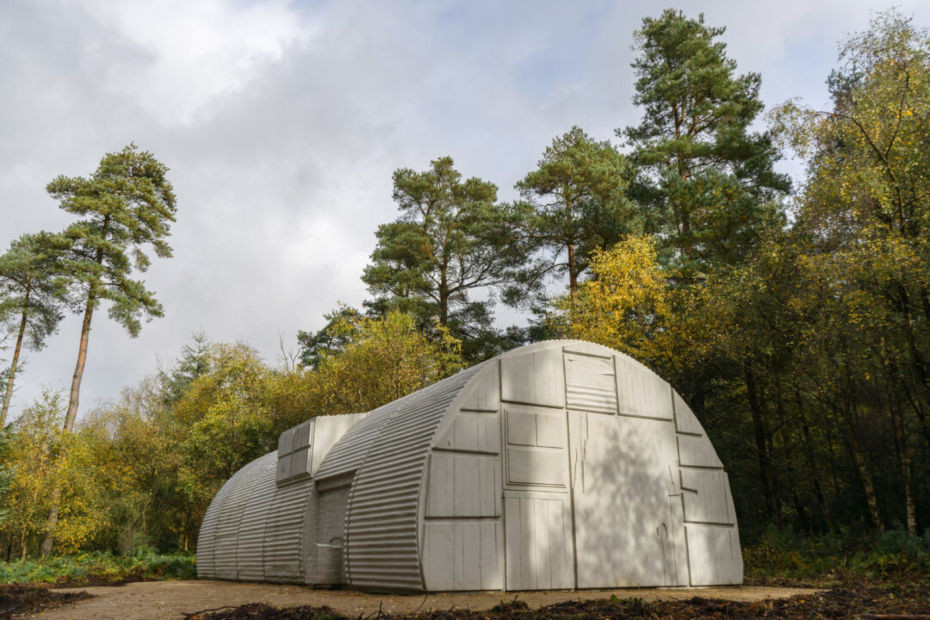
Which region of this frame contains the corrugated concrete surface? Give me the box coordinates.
[197,339,743,591]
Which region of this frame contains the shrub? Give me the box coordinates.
[0,550,196,585]
[744,525,930,582]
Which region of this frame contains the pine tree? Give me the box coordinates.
[40,144,176,554]
[362,156,527,361]
[0,233,70,427]
[48,144,177,433]
[621,10,790,276]
[516,126,635,305]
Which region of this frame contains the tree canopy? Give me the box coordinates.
[516,126,636,304]
[48,143,177,432]
[0,233,70,427]
[362,156,527,361]
[621,9,790,275]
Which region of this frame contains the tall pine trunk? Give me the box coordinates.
[0,286,30,427]
[567,242,578,311]
[63,290,95,433]
[39,289,95,555]
[438,267,449,328]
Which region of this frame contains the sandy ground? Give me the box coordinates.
[33,580,821,619]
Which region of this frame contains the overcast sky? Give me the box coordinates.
[2,0,927,422]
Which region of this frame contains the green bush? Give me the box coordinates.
[0,550,196,585]
[744,525,930,582]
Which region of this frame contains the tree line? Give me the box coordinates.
[0,9,927,559]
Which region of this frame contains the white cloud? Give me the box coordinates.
[1,0,928,421]
[77,0,313,125]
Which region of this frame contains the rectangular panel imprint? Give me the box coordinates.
[506,448,567,487]
[569,411,682,588]
[501,352,565,408]
[678,434,723,468]
[426,453,502,518]
[423,521,503,591]
[565,353,618,414]
[433,411,500,454]
[614,355,673,420]
[504,406,566,449]
[685,524,743,585]
[506,409,537,446]
[503,495,573,590]
[680,469,734,525]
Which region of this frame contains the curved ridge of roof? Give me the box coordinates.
[315,362,491,481]
[197,451,276,579]
[213,340,661,490]
[343,361,488,589]
[497,338,654,366]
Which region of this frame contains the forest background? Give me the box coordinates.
[1,8,929,583]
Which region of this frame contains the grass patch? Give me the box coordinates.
[0,548,196,586]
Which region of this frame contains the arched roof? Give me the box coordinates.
[339,339,680,590]
[198,339,735,590]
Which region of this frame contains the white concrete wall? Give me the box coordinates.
[200,339,742,591]
[422,340,742,591]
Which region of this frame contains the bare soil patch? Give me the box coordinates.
[0,583,90,619]
[37,580,819,619]
[182,578,930,619]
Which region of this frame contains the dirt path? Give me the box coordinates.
[35,580,819,619]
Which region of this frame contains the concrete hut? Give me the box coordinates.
[196,340,743,591]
